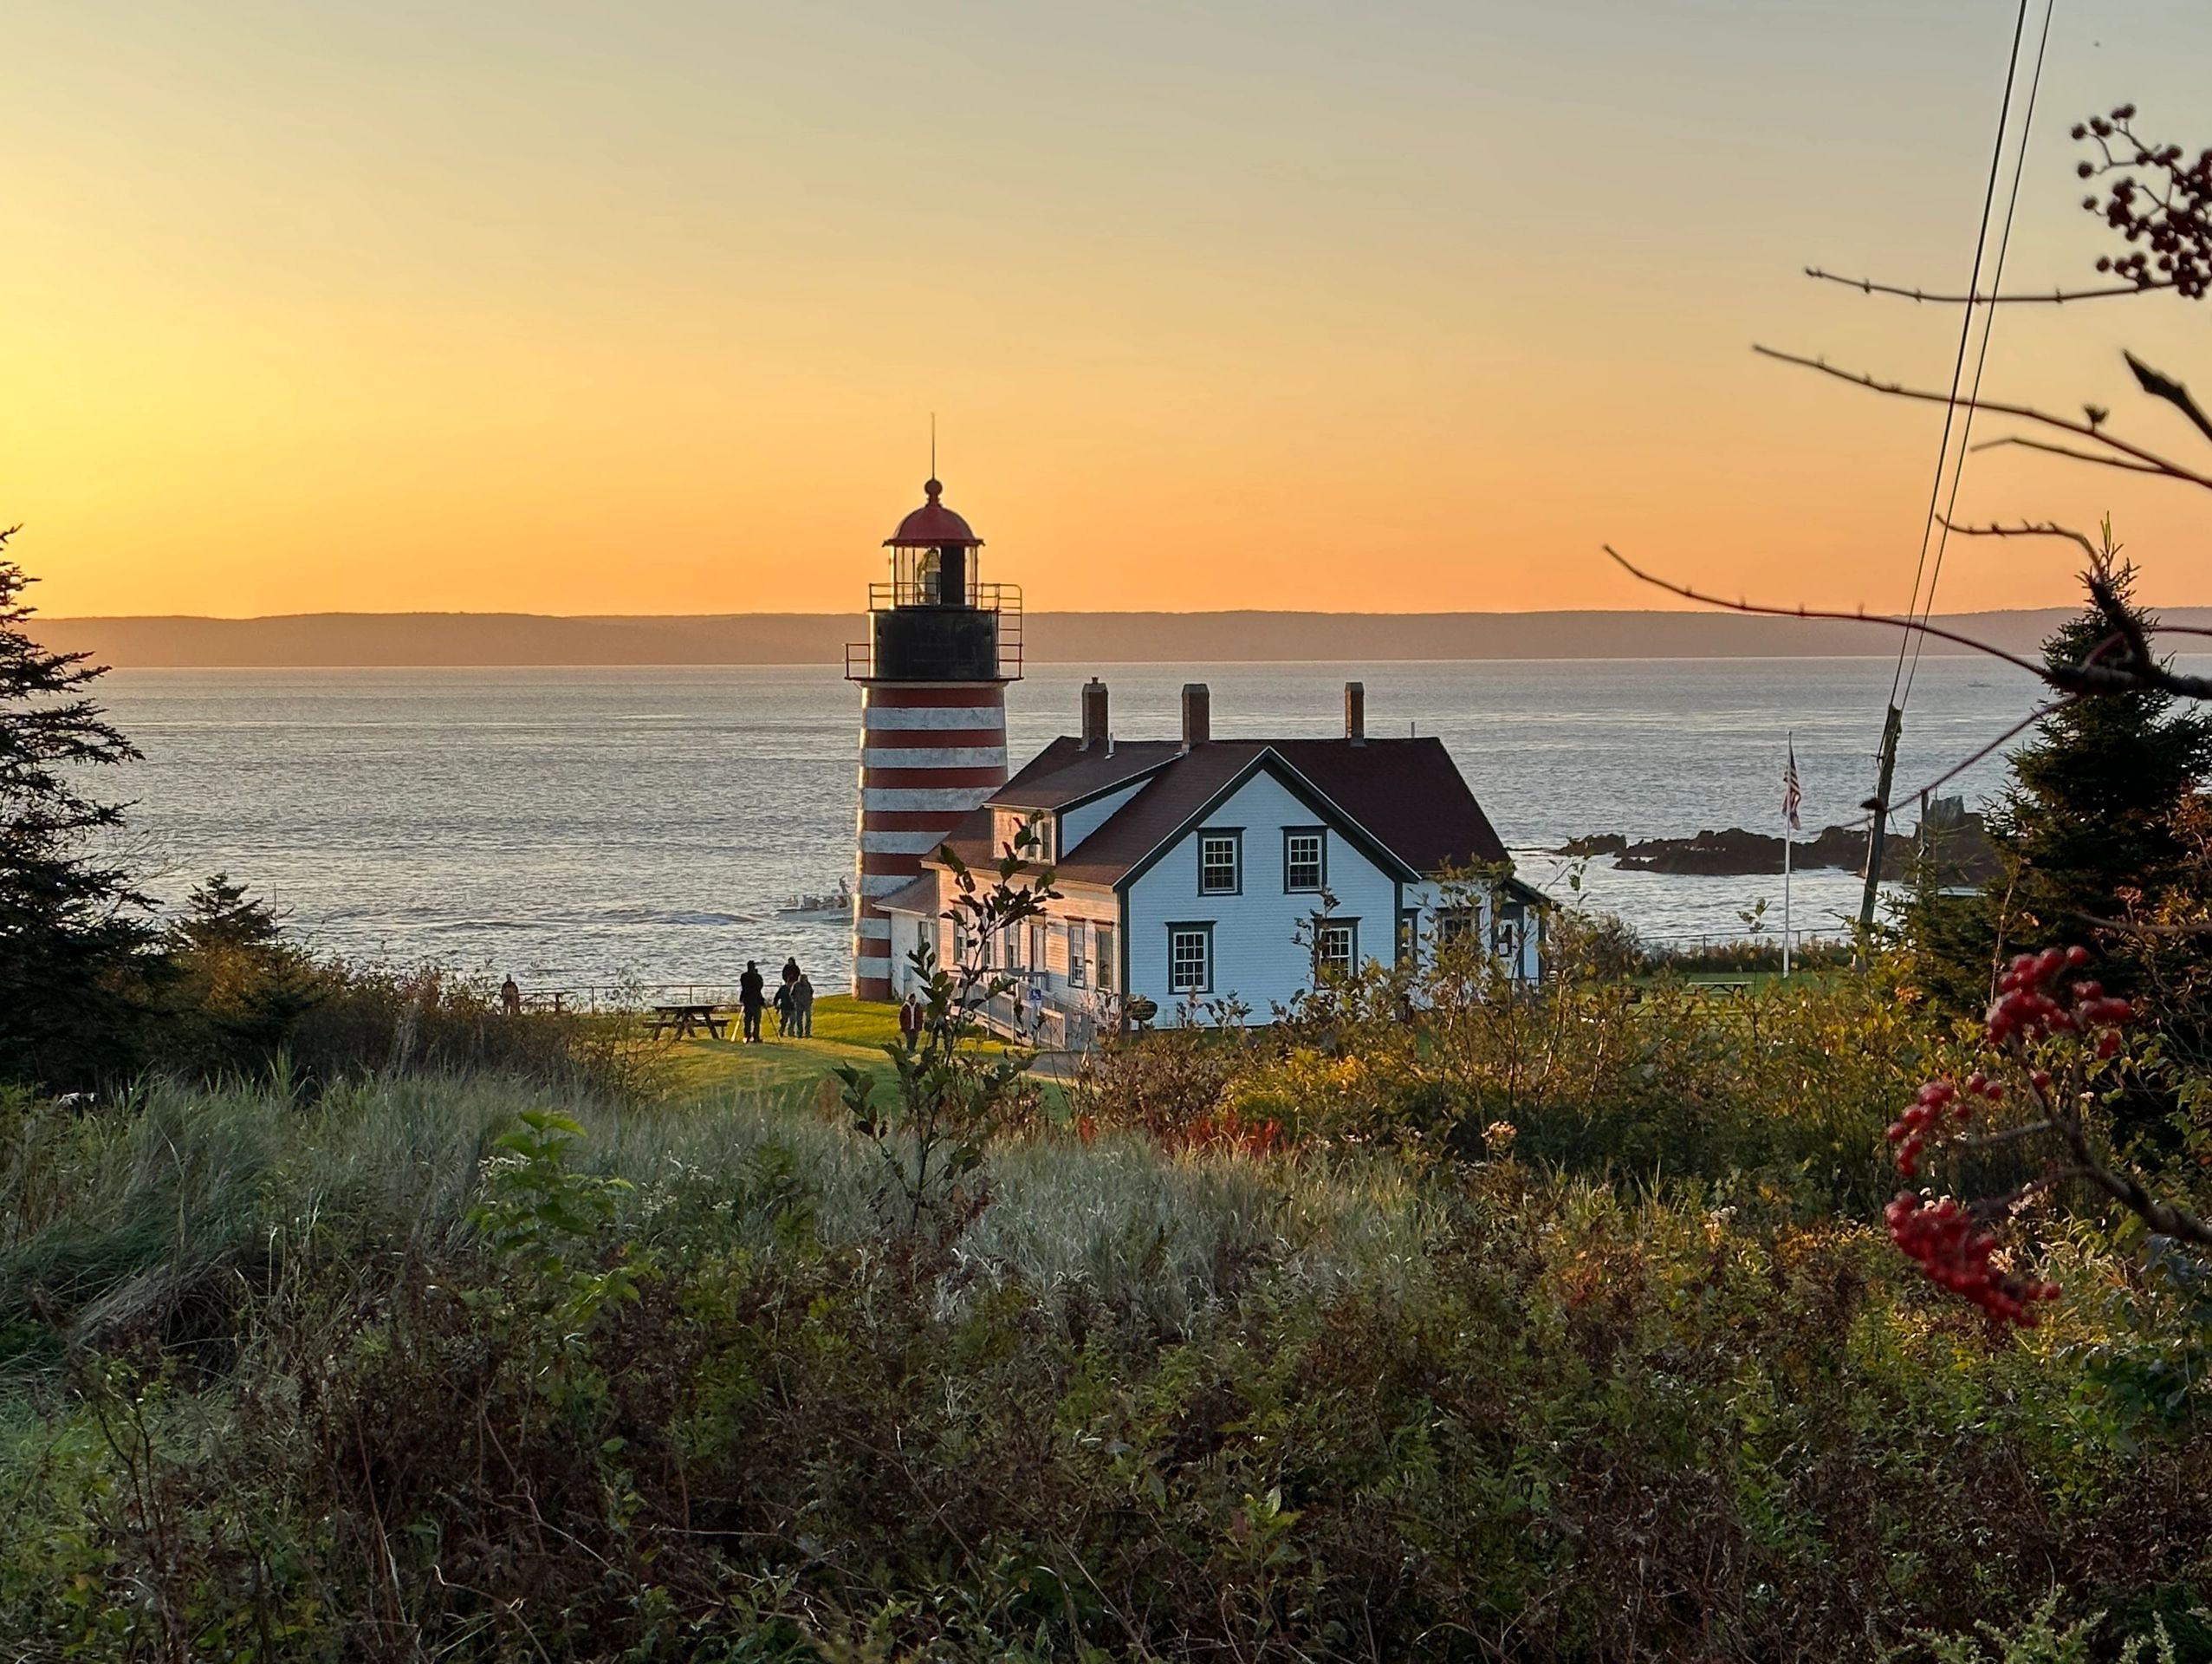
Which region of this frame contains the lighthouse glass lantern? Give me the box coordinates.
[844,478,1022,999]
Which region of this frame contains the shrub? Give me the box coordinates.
[4,1076,2208,1661]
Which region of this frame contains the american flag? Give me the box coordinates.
[1781,738,1801,832]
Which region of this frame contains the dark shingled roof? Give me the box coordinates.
[1268,738,1510,873]
[875,872,943,916]
[1051,743,1273,886]
[1038,735,1509,887]
[990,738,1180,810]
[904,734,1513,897]
[926,803,998,871]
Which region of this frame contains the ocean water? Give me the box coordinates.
[94,656,2149,995]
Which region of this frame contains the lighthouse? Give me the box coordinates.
[845,478,1021,998]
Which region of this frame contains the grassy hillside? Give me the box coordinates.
[2,1057,2207,1661]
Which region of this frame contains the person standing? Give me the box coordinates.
[898,991,924,1050]
[793,971,814,1037]
[739,960,766,1043]
[779,958,802,1035]
[500,975,522,1017]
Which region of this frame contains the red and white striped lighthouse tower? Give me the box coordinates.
[845,478,1021,999]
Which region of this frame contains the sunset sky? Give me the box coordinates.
[7,0,2211,618]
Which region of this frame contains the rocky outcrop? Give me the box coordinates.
[1552,814,1998,884]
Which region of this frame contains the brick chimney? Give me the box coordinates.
[1345,680,1365,745]
[1080,677,1109,751]
[1181,683,1210,751]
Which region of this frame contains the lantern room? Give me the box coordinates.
[847,478,1022,684]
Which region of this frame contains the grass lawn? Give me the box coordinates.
[1674,968,1845,992]
[656,996,1071,1116]
[658,996,906,1103]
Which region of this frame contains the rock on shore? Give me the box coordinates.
[1552,815,1997,883]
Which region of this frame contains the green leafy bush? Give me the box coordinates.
[2,1075,2207,1661]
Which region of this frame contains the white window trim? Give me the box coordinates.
[1198,829,1242,896]
[1314,918,1359,978]
[1167,923,1214,995]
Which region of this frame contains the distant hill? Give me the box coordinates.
[29,608,2212,668]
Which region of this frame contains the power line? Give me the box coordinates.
[1856,0,2048,955]
[1900,0,2059,713]
[1884,0,2037,718]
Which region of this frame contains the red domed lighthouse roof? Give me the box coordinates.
[885,478,983,549]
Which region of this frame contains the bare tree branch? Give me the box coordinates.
[2124,351,2212,448]
[1600,543,2212,703]
[1933,516,2102,563]
[1602,544,2058,678]
[2075,913,2212,938]
[1882,696,2078,814]
[1969,434,2186,478]
[1961,1120,2059,1149]
[2023,1071,2212,1251]
[1754,345,2212,491]
[1805,266,2174,305]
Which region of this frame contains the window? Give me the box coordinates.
[1096,926,1116,992]
[997,809,1052,864]
[1029,920,1049,974]
[1068,920,1088,987]
[1168,925,1213,994]
[1284,829,1326,893]
[1198,829,1242,894]
[1397,909,1419,965]
[1493,901,1527,965]
[1314,920,1358,978]
[1436,908,1475,950]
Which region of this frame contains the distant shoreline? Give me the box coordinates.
[33,608,2212,670]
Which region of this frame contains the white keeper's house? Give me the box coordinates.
[875,678,1547,1043]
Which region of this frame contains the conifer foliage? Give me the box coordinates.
[1988,556,2212,961]
[1906,547,2212,1021]
[0,528,153,1086]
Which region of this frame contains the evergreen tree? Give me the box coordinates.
[1988,559,2212,966]
[165,872,320,1074]
[1903,557,2212,1017]
[0,529,154,1087]
[172,871,284,956]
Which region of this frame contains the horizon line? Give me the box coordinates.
[36,602,2201,626]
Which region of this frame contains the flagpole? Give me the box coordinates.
[1781,731,1794,980]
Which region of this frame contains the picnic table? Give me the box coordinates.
[649,1003,727,1040]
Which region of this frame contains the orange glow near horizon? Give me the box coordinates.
[7,1,2212,620]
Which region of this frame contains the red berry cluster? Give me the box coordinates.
[1886,1075,1998,1179]
[1986,946,2131,1060]
[2073,107,2212,301]
[1880,944,2137,1328]
[1885,1194,2061,1328]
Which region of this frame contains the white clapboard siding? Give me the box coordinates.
[1122,767,1399,1025]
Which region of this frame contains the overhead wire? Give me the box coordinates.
[1899,0,2060,714]
[1882,0,2035,725]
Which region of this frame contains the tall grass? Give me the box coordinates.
[3,1073,2207,1661]
[2,1074,1450,1362]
